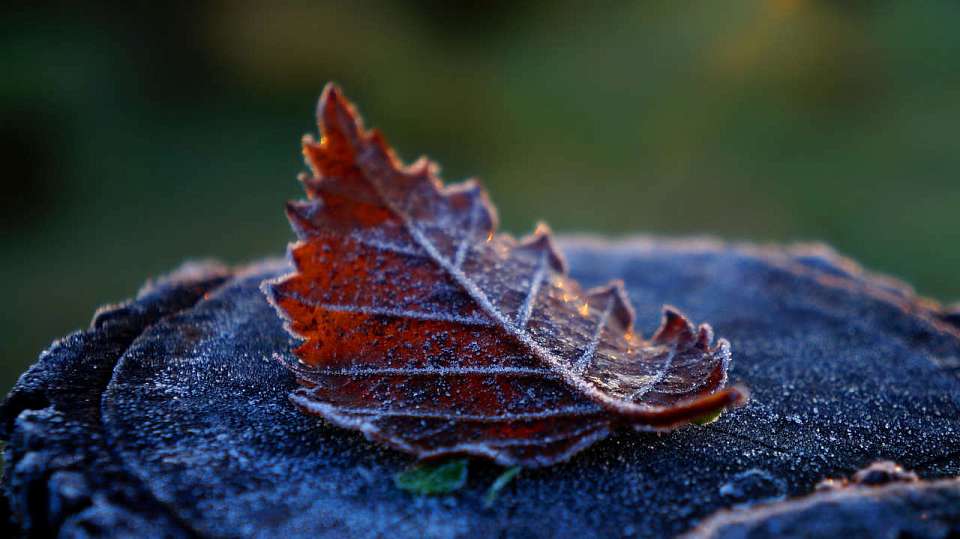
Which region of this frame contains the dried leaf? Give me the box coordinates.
[263,84,747,467]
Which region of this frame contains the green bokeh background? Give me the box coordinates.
[2,1,959,396]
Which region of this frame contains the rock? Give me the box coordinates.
[3,237,959,538]
[847,460,919,488]
[686,463,959,538]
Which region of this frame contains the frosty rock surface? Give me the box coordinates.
[3,238,960,538]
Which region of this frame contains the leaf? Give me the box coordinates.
[484,466,522,508]
[394,458,469,496]
[692,409,724,426]
[263,83,748,467]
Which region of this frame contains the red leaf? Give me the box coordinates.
[263,84,747,467]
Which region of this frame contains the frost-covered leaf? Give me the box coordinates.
[263,84,747,467]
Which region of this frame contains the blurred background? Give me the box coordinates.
[2,0,959,395]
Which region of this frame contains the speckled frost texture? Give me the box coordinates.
[3,238,960,538]
[263,85,743,466]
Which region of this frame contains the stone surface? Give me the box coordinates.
[3,237,959,538]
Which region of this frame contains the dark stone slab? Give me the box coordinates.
[3,238,960,537]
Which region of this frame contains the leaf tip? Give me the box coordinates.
[317,82,345,120]
[694,323,715,351]
[284,199,320,238]
[314,82,363,150]
[652,306,697,346]
[517,222,567,273]
[586,280,635,330]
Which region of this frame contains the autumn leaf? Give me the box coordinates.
[262,84,747,467]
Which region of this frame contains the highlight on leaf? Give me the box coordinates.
[262,83,748,467]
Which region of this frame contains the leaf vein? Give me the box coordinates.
[516,250,549,328]
[453,200,480,269]
[288,294,493,326]
[307,366,558,377]
[330,405,601,421]
[574,296,614,375]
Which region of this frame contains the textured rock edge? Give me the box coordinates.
[0,261,235,537]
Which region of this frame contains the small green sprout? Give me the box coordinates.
[394,458,469,495]
[483,466,522,508]
[692,409,724,426]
